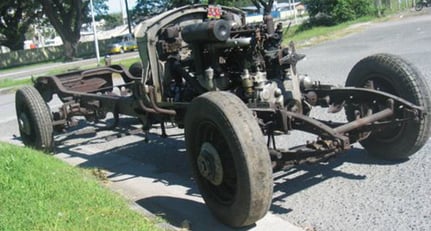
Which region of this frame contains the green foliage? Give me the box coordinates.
[35,0,109,60]
[202,0,253,7]
[132,0,198,20]
[132,0,256,19]
[302,0,336,17]
[0,1,43,50]
[351,0,374,17]
[0,142,158,230]
[132,0,164,20]
[0,0,108,50]
[0,78,32,89]
[333,0,356,22]
[303,0,374,26]
[283,15,375,47]
[170,0,200,6]
[97,13,123,30]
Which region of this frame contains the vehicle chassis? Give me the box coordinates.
[33,64,424,164]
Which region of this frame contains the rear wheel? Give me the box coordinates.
[129,62,143,77]
[415,2,424,11]
[15,86,53,153]
[345,53,431,159]
[185,92,273,227]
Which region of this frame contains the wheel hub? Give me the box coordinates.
[197,142,223,186]
[18,112,31,135]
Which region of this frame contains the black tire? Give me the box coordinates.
[15,86,54,153]
[415,2,424,11]
[129,62,143,77]
[185,92,273,227]
[345,53,431,159]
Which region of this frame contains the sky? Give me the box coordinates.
[107,0,137,13]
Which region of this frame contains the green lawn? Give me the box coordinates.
[0,78,33,89]
[283,16,375,47]
[0,142,159,231]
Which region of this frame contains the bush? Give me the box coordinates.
[351,0,374,17]
[333,0,356,23]
[310,12,335,26]
[303,0,374,26]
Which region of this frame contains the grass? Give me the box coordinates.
[0,61,59,74]
[110,56,141,68]
[282,8,420,48]
[0,78,33,89]
[283,16,376,47]
[67,57,141,72]
[0,142,159,230]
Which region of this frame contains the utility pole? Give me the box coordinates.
[90,0,100,65]
[125,0,132,34]
[287,0,297,24]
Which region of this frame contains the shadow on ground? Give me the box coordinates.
[14,117,407,230]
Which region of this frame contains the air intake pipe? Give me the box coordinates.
[181,20,231,43]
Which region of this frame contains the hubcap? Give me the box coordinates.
[18,112,31,135]
[197,142,224,185]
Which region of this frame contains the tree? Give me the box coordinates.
[303,0,373,25]
[98,12,123,30]
[132,0,199,20]
[374,0,382,17]
[132,0,164,19]
[132,0,269,20]
[37,0,108,61]
[171,0,200,6]
[0,0,42,50]
[250,0,274,15]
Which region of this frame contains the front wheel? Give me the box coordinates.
[15,86,54,152]
[415,2,424,11]
[345,53,431,159]
[185,92,273,227]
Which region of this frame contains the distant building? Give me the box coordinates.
[0,45,10,53]
[242,1,305,23]
[80,24,132,42]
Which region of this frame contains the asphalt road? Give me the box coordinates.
[1,10,431,231]
[284,10,431,230]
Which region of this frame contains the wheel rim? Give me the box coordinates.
[18,111,32,136]
[17,105,36,144]
[196,121,237,205]
[364,76,406,142]
[197,142,224,185]
[415,3,423,10]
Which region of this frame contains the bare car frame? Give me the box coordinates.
[15,4,431,227]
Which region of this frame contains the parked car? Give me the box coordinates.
[107,34,137,54]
